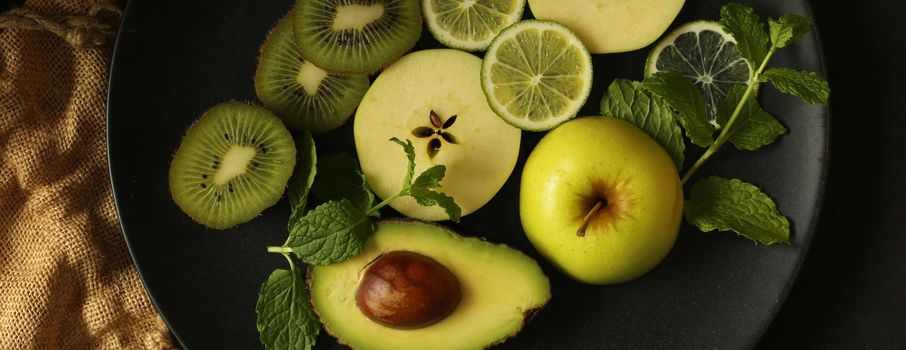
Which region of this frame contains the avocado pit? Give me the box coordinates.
[355,251,461,329]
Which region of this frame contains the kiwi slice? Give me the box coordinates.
[293,0,423,74]
[168,101,296,229]
[256,15,370,134]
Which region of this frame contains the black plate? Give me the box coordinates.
[107,0,828,348]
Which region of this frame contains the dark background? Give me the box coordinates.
[758,0,906,348]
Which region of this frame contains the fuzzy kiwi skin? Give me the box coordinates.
[168,101,296,229]
[256,15,370,134]
[292,0,423,75]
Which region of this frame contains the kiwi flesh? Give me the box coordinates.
[256,15,370,134]
[168,101,296,229]
[293,0,423,74]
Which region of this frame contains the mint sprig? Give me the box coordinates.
[684,4,828,244]
[682,3,829,184]
[608,3,829,245]
[258,137,461,349]
[274,137,462,265]
[384,137,462,221]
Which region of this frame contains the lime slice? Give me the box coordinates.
[481,20,593,131]
[423,0,526,51]
[646,20,753,118]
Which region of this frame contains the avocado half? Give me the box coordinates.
[308,219,551,349]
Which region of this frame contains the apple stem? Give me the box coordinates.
[577,201,604,237]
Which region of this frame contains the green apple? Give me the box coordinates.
[520,117,683,285]
[355,49,521,221]
[527,0,685,54]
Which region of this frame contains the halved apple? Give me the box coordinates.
[354,49,521,221]
[527,0,686,54]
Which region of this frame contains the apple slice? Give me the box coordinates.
[354,49,521,221]
[527,0,685,54]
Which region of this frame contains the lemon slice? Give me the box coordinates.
[646,20,753,118]
[481,20,593,131]
[423,0,526,51]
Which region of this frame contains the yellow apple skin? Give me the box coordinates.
[527,0,685,54]
[520,117,683,285]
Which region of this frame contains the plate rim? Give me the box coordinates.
[105,0,832,348]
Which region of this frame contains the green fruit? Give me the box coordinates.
[646,20,753,118]
[527,0,685,54]
[293,0,423,75]
[255,15,370,134]
[481,20,593,131]
[520,117,683,285]
[309,219,551,349]
[354,49,520,221]
[422,0,526,51]
[168,102,296,229]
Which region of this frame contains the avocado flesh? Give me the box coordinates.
[309,220,551,350]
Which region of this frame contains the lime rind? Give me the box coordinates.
[646,20,753,119]
[645,21,738,75]
[481,20,593,132]
[423,0,526,51]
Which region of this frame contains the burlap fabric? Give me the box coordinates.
[0,1,176,348]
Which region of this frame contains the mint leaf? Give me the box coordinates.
[311,154,375,212]
[732,102,787,151]
[411,165,446,191]
[769,14,813,48]
[389,137,415,187]
[600,79,685,169]
[287,199,374,265]
[410,187,461,222]
[641,72,715,147]
[255,268,319,350]
[762,68,830,105]
[286,132,316,211]
[364,138,462,220]
[717,84,788,151]
[685,177,790,245]
[720,3,769,69]
[409,165,461,222]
